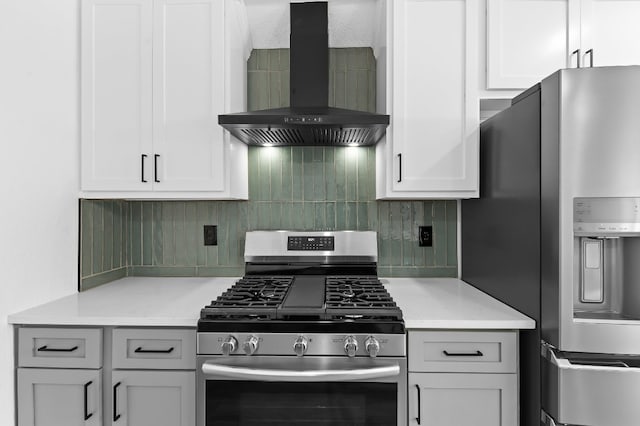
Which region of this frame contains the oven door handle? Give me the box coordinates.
[201,361,400,382]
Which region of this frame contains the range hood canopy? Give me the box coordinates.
[218,1,389,146]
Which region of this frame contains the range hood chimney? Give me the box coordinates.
[218,1,390,146]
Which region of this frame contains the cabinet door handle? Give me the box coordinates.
[154,154,160,183]
[571,49,581,68]
[113,381,122,422]
[415,384,421,425]
[83,380,93,421]
[134,346,174,354]
[37,345,79,352]
[397,153,402,183]
[584,49,594,67]
[443,350,484,357]
[141,154,148,183]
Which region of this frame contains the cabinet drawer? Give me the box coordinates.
[18,328,102,368]
[112,328,195,369]
[408,331,517,373]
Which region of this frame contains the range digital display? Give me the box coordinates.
[287,236,335,251]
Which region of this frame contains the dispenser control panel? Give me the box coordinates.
[574,197,640,234]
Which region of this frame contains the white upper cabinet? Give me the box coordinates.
[487,0,578,89]
[487,0,640,90]
[376,0,479,199]
[580,0,640,67]
[81,0,249,199]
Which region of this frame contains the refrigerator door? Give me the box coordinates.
[542,344,640,426]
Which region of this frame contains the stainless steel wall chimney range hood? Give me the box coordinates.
[218,2,389,146]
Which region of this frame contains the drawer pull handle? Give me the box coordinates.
[443,350,483,357]
[113,381,122,422]
[135,346,174,354]
[415,384,421,425]
[83,381,93,421]
[37,345,79,352]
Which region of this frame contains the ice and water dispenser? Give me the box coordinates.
[574,197,640,321]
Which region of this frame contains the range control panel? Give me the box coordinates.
[287,236,335,251]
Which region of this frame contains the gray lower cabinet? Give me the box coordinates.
[407,330,519,426]
[111,370,195,426]
[17,368,102,426]
[408,372,517,426]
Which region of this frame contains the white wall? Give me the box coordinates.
[0,0,80,423]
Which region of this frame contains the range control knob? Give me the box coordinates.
[243,335,259,356]
[344,335,358,357]
[365,336,380,358]
[221,336,238,356]
[293,335,308,357]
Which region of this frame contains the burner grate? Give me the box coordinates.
[325,276,403,321]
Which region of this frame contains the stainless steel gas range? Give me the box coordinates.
[196,231,406,426]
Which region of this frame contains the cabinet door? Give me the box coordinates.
[487,0,580,89]
[580,0,640,67]
[111,370,195,426]
[152,0,226,192]
[408,372,517,426]
[17,368,102,426]
[81,0,153,191]
[391,0,479,197]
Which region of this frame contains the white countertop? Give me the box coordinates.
[8,277,534,330]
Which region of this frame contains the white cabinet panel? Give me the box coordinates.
[487,0,578,89]
[81,0,153,191]
[152,0,226,191]
[111,370,195,426]
[581,0,640,67]
[377,0,479,198]
[18,368,102,426]
[409,372,517,426]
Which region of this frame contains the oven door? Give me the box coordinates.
[197,356,407,426]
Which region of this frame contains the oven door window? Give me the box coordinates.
[206,381,397,425]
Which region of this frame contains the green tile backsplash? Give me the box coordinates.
[79,48,457,290]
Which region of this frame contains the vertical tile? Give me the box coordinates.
[326,202,336,230]
[248,147,260,199]
[217,202,230,266]
[174,202,188,265]
[226,202,239,264]
[270,148,283,201]
[185,202,198,266]
[433,201,447,267]
[335,147,346,201]
[368,68,376,113]
[280,147,292,201]
[314,203,326,230]
[113,201,123,269]
[268,71,281,108]
[256,49,269,70]
[206,202,219,266]
[422,201,435,267]
[328,63,335,107]
[270,201,283,230]
[335,48,347,72]
[248,71,269,111]
[346,69,358,110]
[103,201,114,271]
[247,202,258,231]
[401,202,413,266]
[356,147,369,201]
[346,202,357,230]
[92,201,104,274]
[81,200,93,278]
[446,200,458,267]
[313,147,325,200]
[412,202,426,267]
[345,148,357,201]
[290,202,304,231]
[389,202,403,266]
[334,71,346,109]
[160,202,174,266]
[324,148,336,201]
[269,49,281,73]
[303,147,314,201]
[377,202,390,266]
[257,202,271,230]
[129,201,141,267]
[247,51,258,71]
[291,147,304,200]
[258,147,271,201]
[142,202,153,266]
[367,201,378,230]
[356,202,369,231]
[303,202,315,229]
[356,69,369,112]
[236,202,248,264]
[196,202,207,266]
[335,202,347,230]
[281,71,290,107]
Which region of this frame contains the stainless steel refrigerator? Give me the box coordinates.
[462,66,640,426]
